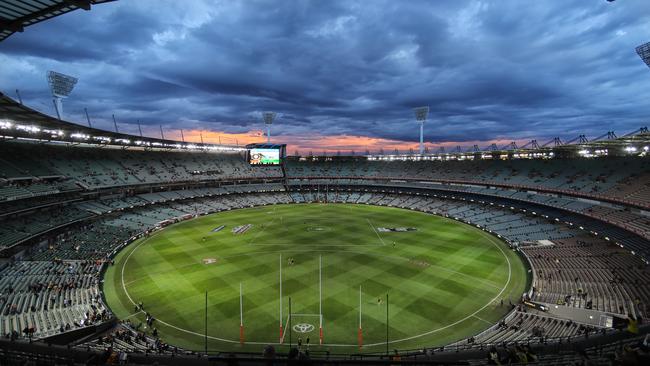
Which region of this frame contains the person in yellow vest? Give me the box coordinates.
[627,316,639,335]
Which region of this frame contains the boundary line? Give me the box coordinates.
[472,315,493,325]
[118,208,515,348]
[352,231,513,348]
[121,238,270,345]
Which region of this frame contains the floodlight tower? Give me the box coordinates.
[263,111,276,143]
[413,106,429,155]
[47,71,78,119]
[636,42,650,69]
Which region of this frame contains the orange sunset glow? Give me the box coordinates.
[166,129,528,155]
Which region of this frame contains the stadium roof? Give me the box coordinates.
[245,143,286,149]
[0,91,648,158]
[362,132,650,159]
[0,0,115,42]
[0,92,244,151]
[354,128,650,159]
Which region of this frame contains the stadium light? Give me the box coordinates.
[47,71,78,119]
[636,42,650,69]
[413,106,429,155]
[263,112,277,143]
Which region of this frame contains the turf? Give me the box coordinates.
[103,203,528,353]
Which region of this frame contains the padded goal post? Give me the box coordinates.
[278,255,326,345]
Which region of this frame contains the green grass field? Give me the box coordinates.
[103,203,528,353]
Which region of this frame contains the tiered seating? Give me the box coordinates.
[81,321,183,356]
[0,151,59,179]
[524,238,649,317]
[0,142,283,189]
[30,223,138,261]
[0,206,93,248]
[584,205,650,238]
[604,171,650,205]
[286,157,650,208]
[464,332,649,365]
[0,139,648,355]
[472,310,587,345]
[0,261,109,338]
[0,179,79,202]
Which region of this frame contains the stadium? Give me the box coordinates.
[0,1,649,365]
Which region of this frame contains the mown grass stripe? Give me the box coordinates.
[104,203,528,352]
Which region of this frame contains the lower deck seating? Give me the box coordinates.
[0,261,109,339]
[524,238,649,317]
[471,309,589,345]
[81,321,180,355]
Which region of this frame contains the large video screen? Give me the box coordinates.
[249,148,281,165]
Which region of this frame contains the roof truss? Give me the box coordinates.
[0,0,115,42]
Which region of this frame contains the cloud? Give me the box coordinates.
[1,0,650,151]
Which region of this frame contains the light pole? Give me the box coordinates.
[636,42,650,69]
[263,112,276,143]
[413,106,429,155]
[47,71,77,119]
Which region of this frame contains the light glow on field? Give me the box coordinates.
[103,203,528,352]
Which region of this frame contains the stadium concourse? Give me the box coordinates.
[0,115,649,363]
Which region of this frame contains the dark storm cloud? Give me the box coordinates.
[1,0,650,147]
[0,5,161,62]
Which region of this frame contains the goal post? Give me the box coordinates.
[358,285,363,349]
[319,255,323,345]
[279,255,327,346]
[239,282,244,344]
[279,254,283,343]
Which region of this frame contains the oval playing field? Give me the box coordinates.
[103,204,528,353]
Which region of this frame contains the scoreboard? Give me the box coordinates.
[249,148,280,165]
[246,144,286,166]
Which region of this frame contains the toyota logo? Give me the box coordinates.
[292,323,315,333]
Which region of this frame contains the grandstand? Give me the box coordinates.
[0,122,648,362]
[1,1,649,365]
[0,89,649,362]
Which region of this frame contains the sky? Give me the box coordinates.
[1,0,650,153]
